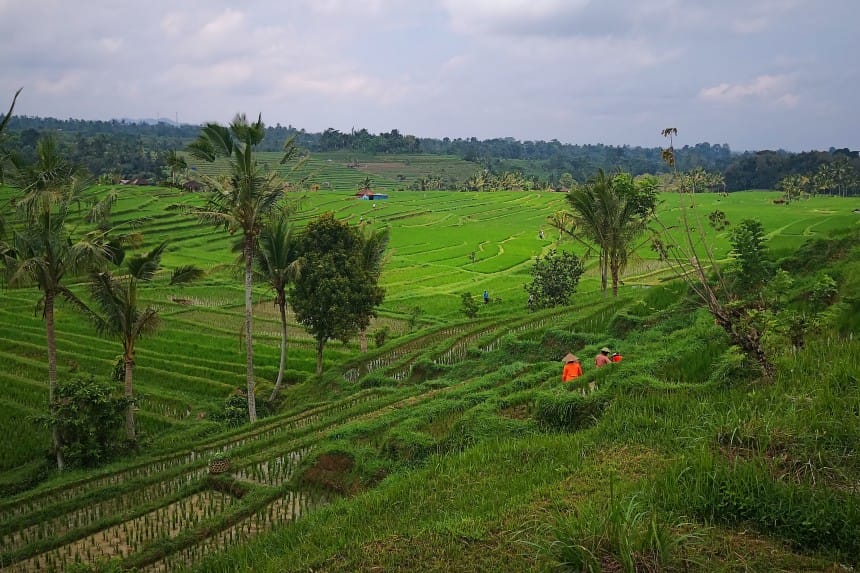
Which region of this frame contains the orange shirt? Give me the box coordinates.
[562,362,582,382]
[612,354,623,363]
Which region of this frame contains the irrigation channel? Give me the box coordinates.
[0,298,625,572]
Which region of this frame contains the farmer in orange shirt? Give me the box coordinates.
[561,353,582,382]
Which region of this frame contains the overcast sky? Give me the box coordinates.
[1,0,857,151]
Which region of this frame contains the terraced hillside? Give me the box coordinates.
[1,183,859,571]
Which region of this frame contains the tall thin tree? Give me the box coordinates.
[2,135,110,470]
[87,242,202,440]
[255,214,302,402]
[186,114,302,422]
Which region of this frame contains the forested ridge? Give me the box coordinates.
[2,115,859,193]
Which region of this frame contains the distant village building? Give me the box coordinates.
[355,189,388,200]
[182,180,203,192]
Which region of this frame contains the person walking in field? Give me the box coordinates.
[561,353,582,382]
[611,352,623,363]
[595,347,611,368]
[483,290,490,304]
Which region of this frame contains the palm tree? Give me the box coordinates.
[87,242,202,440]
[164,150,188,187]
[255,215,302,403]
[0,88,22,186]
[563,170,654,297]
[186,114,301,423]
[357,225,390,353]
[2,136,109,470]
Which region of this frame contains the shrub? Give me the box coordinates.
[32,374,129,468]
[524,249,585,309]
[374,325,390,348]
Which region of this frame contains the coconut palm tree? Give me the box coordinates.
[164,150,188,187]
[357,225,390,353]
[255,214,302,403]
[186,114,301,422]
[563,170,655,297]
[87,242,202,440]
[2,135,109,470]
[0,88,21,187]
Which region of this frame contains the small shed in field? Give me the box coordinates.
[355,189,388,200]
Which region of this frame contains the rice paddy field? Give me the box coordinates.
[0,184,858,572]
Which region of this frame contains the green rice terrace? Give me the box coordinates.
[1,186,859,572]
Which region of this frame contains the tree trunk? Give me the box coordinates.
[610,259,620,297]
[268,299,288,403]
[360,328,368,353]
[124,354,136,441]
[243,237,257,423]
[44,292,64,471]
[316,338,324,376]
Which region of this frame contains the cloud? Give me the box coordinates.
[699,74,798,107]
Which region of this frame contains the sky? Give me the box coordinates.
[1,0,857,152]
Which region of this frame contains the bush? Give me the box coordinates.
[374,325,390,348]
[524,249,585,309]
[707,346,760,386]
[33,374,129,468]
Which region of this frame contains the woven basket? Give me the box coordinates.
[209,459,230,474]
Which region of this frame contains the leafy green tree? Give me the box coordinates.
[255,214,302,402]
[87,242,202,440]
[524,249,585,309]
[186,114,302,422]
[460,292,479,319]
[33,375,129,468]
[291,213,385,375]
[2,136,111,470]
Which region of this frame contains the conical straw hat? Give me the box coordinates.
[561,353,579,363]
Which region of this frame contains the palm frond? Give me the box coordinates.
[170,265,205,286]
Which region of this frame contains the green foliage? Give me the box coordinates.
[291,212,385,374]
[32,375,129,468]
[381,428,436,464]
[358,372,398,389]
[524,249,584,309]
[809,273,838,310]
[373,325,390,348]
[656,453,860,561]
[548,478,692,572]
[534,391,609,431]
[706,346,758,386]
[608,310,643,338]
[729,218,773,293]
[460,292,479,319]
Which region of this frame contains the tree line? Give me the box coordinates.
[3,114,859,194]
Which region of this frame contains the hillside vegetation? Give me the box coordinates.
[0,187,858,572]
